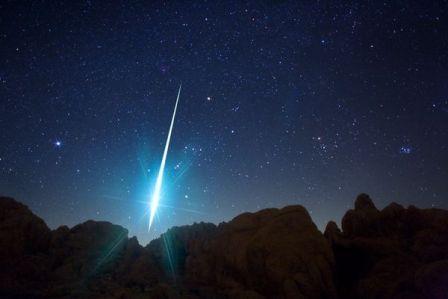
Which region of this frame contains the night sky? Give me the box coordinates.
[1,1,447,245]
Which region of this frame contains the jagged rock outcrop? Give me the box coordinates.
[1,194,447,299]
[192,206,337,299]
[325,193,448,299]
[48,220,130,297]
[150,206,337,298]
[0,197,52,297]
[0,196,165,298]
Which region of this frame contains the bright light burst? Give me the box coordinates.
[148,84,182,231]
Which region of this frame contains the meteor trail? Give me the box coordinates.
[148,84,182,231]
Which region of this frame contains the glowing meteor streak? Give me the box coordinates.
[148,84,182,231]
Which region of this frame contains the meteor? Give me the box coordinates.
[148,84,182,231]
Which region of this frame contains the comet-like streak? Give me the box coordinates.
[148,84,182,231]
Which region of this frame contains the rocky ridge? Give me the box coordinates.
[0,194,447,299]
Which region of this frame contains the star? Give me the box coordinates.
[1,0,445,248]
[399,146,412,154]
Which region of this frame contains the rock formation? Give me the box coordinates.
[0,194,447,298]
[149,206,337,298]
[325,193,448,299]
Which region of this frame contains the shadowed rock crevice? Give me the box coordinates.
[1,194,447,299]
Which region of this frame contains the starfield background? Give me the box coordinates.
[1,0,447,244]
[0,1,448,298]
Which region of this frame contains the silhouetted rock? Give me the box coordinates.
[1,194,447,298]
[0,196,52,298]
[415,259,448,299]
[0,196,51,256]
[47,220,130,297]
[188,206,337,299]
[325,193,448,299]
[324,220,342,242]
[341,193,381,237]
[148,221,218,279]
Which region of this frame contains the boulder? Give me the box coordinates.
[0,196,52,297]
[182,205,337,298]
[0,196,51,257]
[47,220,130,297]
